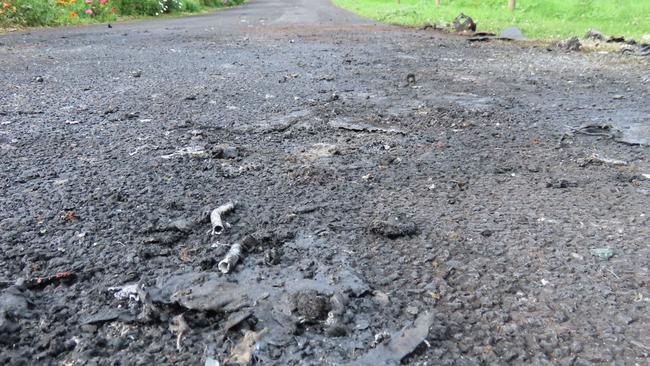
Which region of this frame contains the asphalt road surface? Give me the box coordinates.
[1,0,649,365]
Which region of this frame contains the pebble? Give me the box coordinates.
[326,324,348,337]
[223,146,239,158]
[373,291,390,306]
[80,324,97,333]
[406,306,419,315]
[590,248,614,260]
[355,319,370,330]
[369,215,418,239]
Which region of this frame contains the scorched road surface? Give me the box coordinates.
[1,0,650,365]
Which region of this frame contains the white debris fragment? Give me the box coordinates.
[108,283,140,301]
[218,243,242,274]
[161,146,207,159]
[578,153,628,167]
[210,202,235,235]
[541,279,550,286]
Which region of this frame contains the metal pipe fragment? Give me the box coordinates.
[218,243,242,274]
[210,202,235,235]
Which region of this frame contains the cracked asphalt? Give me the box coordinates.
[1,0,650,365]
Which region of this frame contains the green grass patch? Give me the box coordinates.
[0,0,245,28]
[333,0,650,40]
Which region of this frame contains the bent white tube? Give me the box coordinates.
[592,154,628,166]
[210,202,235,235]
[218,243,242,274]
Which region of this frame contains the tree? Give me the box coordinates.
[508,0,516,11]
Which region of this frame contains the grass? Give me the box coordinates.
[0,0,245,28]
[333,0,650,40]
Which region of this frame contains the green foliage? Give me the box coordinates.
[0,0,245,27]
[182,0,201,13]
[110,0,163,16]
[199,0,245,7]
[199,0,224,6]
[1,0,58,27]
[333,0,650,39]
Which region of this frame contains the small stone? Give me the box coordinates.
[406,73,416,84]
[546,179,578,189]
[570,253,584,261]
[240,234,260,252]
[453,13,476,32]
[558,37,582,52]
[405,306,419,316]
[170,218,193,233]
[590,248,614,261]
[204,358,219,366]
[264,248,281,265]
[480,229,493,237]
[369,215,418,239]
[374,331,391,344]
[541,279,550,286]
[210,145,238,159]
[292,290,330,322]
[63,338,78,351]
[131,70,142,78]
[607,36,626,43]
[80,324,97,333]
[500,27,525,41]
[585,29,605,41]
[373,291,390,306]
[355,319,370,330]
[223,146,238,159]
[326,324,347,337]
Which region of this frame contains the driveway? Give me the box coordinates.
[1,0,649,364]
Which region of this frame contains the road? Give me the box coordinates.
[1,0,649,364]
